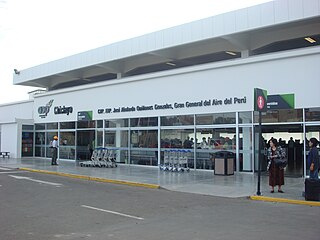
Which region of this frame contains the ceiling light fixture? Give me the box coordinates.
[304,37,316,43]
[166,62,176,66]
[225,51,237,56]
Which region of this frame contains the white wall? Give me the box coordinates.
[33,47,320,123]
[0,123,18,158]
[0,101,33,158]
[0,100,34,123]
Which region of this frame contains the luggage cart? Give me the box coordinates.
[159,150,170,171]
[104,149,117,168]
[180,149,190,172]
[80,148,104,167]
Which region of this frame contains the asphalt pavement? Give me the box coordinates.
[0,167,319,240]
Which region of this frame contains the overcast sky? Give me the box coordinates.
[0,0,271,104]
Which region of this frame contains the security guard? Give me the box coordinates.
[51,135,59,165]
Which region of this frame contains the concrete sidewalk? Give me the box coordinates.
[1,157,318,206]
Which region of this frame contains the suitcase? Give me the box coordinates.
[305,178,320,201]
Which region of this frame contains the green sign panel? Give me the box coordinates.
[78,111,93,121]
[267,94,295,110]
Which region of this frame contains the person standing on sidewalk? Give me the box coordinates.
[307,137,319,179]
[51,136,59,165]
[267,138,286,193]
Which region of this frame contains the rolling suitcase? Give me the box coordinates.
[305,178,320,201]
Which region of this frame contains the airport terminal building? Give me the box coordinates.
[0,0,319,177]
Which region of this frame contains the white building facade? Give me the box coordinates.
[1,0,319,177]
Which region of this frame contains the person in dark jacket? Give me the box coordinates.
[267,138,286,193]
[307,137,319,179]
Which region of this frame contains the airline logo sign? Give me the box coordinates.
[38,99,54,118]
[37,99,74,119]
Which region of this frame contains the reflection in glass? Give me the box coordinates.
[239,112,252,124]
[305,108,320,122]
[59,147,75,160]
[105,130,128,148]
[22,125,34,130]
[35,146,45,157]
[130,149,158,166]
[195,128,236,170]
[160,129,194,149]
[239,127,253,171]
[35,123,45,130]
[255,109,303,123]
[21,132,33,157]
[46,123,58,129]
[196,112,236,125]
[97,120,103,128]
[77,121,96,128]
[130,117,158,127]
[60,132,75,146]
[97,130,103,147]
[105,119,128,128]
[131,130,158,148]
[161,115,194,126]
[60,122,75,129]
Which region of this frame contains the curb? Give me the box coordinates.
[250,195,320,207]
[19,168,161,189]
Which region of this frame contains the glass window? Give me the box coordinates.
[21,132,33,157]
[97,130,103,147]
[105,130,128,148]
[60,132,75,146]
[105,119,128,128]
[46,123,58,129]
[161,115,194,126]
[130,149,158,166]
[255,109,303,123]
[196,112,236,125]
[130,130,158,148]
[35,132,45,145]
[239,127,253,171]
[97,120,103,128]
[305,108,320,122]
[35,146,45,157]
[22,125,34,131]
[239,112,252,124]
[60,122,75,129]
[59,146,75,160]
[160,129,194,149]
[130,117,158,127]
[77,121,95,128]
[35,123,45,130]
[195,128,236,170]
[59,131,76,160]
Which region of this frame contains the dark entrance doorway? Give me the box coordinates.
[261,124,304,177]
[77,130,95,160]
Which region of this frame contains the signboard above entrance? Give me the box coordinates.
[267,94,295,110]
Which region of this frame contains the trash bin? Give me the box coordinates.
[214,151,234,175]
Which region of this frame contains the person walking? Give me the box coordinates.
[307,137,319,179]
[267,138,286,193]
[51,135,59,165]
